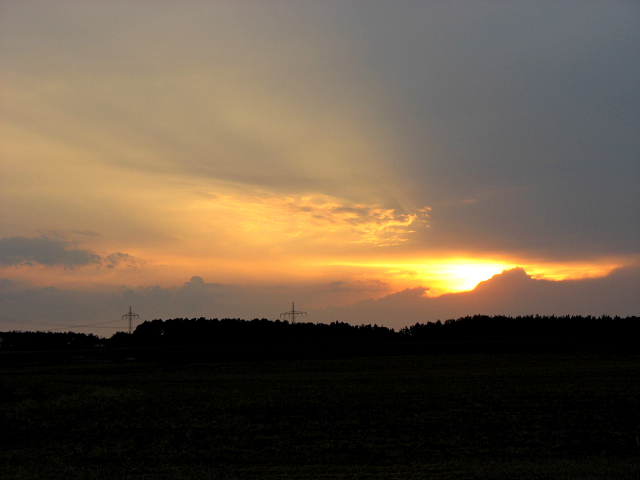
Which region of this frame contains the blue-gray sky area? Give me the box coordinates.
[1,1,638,334]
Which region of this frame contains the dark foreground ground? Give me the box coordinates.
[1,351,640,479]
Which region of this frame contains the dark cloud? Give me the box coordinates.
[0,236,138,269]
[0,236,101,268]
[343,2,640,260]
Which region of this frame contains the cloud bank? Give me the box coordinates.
[313,267,640,330]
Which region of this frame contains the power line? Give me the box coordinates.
[46,319,125,332]
[2,307,144,334]
[0,318,125,332]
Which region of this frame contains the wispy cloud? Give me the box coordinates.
[103,252,140,269]
[284,198,430,246]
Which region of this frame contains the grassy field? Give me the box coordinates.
[1,352,640,479]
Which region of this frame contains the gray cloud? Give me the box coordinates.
[0,236,101,268]
[103,252,139,269]
[0,276,273,333]
[0,236,137,269]
[326,2,640,259]
[275,0,621,257]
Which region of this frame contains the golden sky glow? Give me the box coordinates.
[1,1,638,332]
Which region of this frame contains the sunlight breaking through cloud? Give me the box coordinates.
[194,192,431,248]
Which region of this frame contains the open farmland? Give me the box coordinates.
[1,352,640,479]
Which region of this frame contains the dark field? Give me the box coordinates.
[2,352,640,479]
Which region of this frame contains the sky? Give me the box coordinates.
[1,1,639,335]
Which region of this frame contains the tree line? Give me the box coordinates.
[1,314,638,352]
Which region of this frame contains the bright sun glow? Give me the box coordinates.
[329,259,513,297]
[433,263,507,292]
[319,256,627,301]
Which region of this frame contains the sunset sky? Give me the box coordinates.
[1,1,639,334]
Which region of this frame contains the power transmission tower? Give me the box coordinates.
[122,306,139,334]
[280,302,307,324]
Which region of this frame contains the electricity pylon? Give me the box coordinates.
[122,306,139,334]
[280,302,307,324]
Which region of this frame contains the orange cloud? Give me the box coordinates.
[185,191,431,253]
